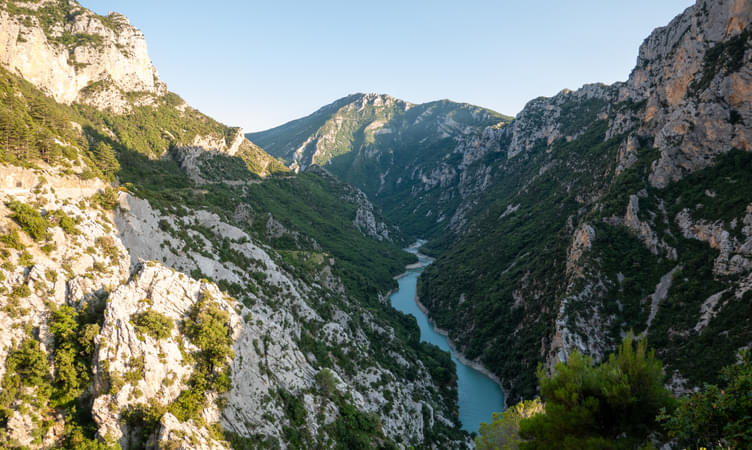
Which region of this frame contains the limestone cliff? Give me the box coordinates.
[0,1,466,448]
[410,0,752,402]
[0,0,166,113]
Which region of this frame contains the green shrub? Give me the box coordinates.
[49,305,91,405]
[0,336,52,424]
[476,398,544,450]
[131,310,174,340]
[519,333,674,449]
[659,350,752,448]
[324,397,389,449]
[95,236,120,261]
[168,294,234,422]
[49,209,80,234]
[0,229,25,250]
[93,187,119,210]
[18,250,34,267]
[11,283,31,298]
[183,293,234,371]
[121,399,167,448]
[6,200,47,241]
[315,368,337,399]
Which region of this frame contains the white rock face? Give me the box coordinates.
[0,1,166,112]
[0,160,461,448]
[504,83,616,159]
[90,262,241,448]
[0,164,130,445]
[566,223,595,278]
[114,189,452,446]
[676,205,752,287]
[158,413,228,450]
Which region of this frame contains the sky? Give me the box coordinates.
[82,1,694,132]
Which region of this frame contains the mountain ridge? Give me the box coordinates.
[249,0,752,405]
[0,1,472,448]
[248,92,513,240]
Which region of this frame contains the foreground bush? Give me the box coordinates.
[518,333,674,449]
[659,349,752,449]
[476,398,544,450]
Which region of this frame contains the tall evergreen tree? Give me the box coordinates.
[93,141,120,178]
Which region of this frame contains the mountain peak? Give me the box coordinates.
[0,0,166,113]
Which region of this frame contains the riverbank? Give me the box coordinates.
[398,246,510,407]
[414,293,509,404]
[388,245,507,431]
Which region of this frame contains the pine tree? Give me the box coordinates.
[0,110,11,155]
[36,129,60,164]
[93,141,120,178]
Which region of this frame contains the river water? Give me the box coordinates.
[389,243,505,433]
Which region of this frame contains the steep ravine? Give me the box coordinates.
[250,0,752,403]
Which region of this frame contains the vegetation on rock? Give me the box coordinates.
[131,309,174,340]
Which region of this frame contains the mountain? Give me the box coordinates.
[418,0,752,402]
[249,93,512,238]
[256,0,752,405]
[3,0,751,447]
[0,0,166,113]
[0,1,470,448]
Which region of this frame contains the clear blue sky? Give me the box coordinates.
[82,1,693,132]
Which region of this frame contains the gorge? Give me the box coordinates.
[389,243,505,433]
[0,0,750,448]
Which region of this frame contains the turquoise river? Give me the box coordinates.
[389,243,505,433]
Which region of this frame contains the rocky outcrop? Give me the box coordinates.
[676,205,752,285]
[0,159,460,448]
[404,0,752,402]
[0,165,130,446]
[349,188,393,242]
[0,0,166,113]
[566,223,595,278]
[618,0,752,187]
[504,84,615,158]
[157,413,228,450]
[603,195,678,259]
[90,262,241,448]
[171,129,287,183]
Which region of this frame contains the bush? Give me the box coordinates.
[659,350,752,448]
[315,368,337,399]
[18,250,34,267]
[168,293,234,422]
[48,305,92,405]
[93,187,119,210]
[122,400,167,447]
[6,199,47,241]
[0,337,52,424]
[183,293,233,371]
[0,229,25,250]
[519,333,674,449]
[131,310,174,340]
[476,398,544,450]
[95,236,120,261]
[11,283,31,298]
[49,209,80,234]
